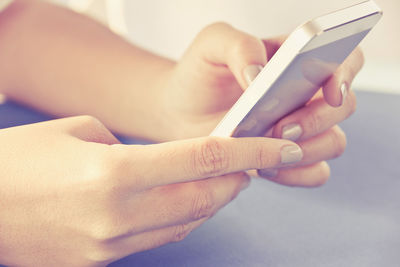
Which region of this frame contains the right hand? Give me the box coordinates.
[0,116,302,267]
[161,23,360,187]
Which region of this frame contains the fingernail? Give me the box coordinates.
[340,82,348,106]
[243,64,263,86]
[282,123,303,141]
[258,168,278,178]
[281,145,303,164]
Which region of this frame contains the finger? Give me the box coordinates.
[322,47,364,107]
[119,172,249,235]
[258,161,330,187]
[267,126,346,170]
[262,36,286,60]
[259,126,345,185]
[109,217,207,260]
[107,136,303,189]
[271,90,356,141]
[194,22,268,89]
[296,126,347,166]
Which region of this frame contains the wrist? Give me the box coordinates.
[156,66,198,142]
[115,59,178,142]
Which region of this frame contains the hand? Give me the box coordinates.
[0,116,301,266]
[259,43,362,186]
[161,23,363,187]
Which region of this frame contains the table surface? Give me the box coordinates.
[0,91,399,267]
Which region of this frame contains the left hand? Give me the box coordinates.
[160,22,364,187]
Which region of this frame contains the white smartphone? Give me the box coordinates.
[211,0,382,138]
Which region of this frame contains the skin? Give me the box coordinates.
[0,116,302,266]
[0,0,362,266]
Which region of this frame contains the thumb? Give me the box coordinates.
[193,22,267,89]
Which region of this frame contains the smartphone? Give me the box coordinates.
[211,0,382,138]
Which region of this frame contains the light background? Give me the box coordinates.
[55,0,400,94]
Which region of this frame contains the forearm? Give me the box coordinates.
[0,0,175,141]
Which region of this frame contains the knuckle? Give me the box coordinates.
[354,47,365,68]
[171,223,192,243]
[199,22,265,59]
[76,115,103,127]
[87,215,121,243]
[197,22,231,42]
[357,48,365,66]
[89,144,143,190]
[191,137,230,177]
[230,172,250,200]
[71,115,117,144]
[79,193,128,243]
[85,149,118,189]
[203,21,231,32]
[84,244,115,266]
[329,127,347,158]
[233,35,264,55]
[190,184,216,220]
[98,145,126,178]
[305,110,323,136]
[256,146,274,169]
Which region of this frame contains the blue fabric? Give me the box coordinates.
[0,91,399,267]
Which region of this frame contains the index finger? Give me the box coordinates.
[322,47,364,107]
[105,136,303,190]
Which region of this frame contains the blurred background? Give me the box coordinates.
[55,0,399,94]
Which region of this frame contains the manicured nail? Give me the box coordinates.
[243,64,263,86]
[282,123,302,141]
[258,168,278,178]
[340,82,348,106]
[281,145,303,164]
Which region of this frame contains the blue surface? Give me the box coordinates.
[0,91,399,267]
